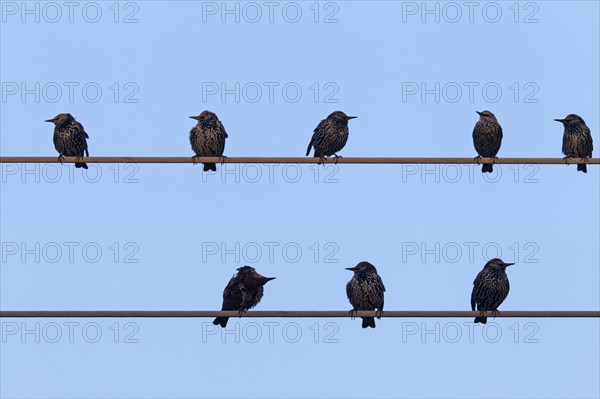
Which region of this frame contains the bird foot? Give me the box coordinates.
[237,310,247,318]
[491,309,500,319]
[491,156,498,164]
[57,154,65,165]
[333,154,343,165]
[474,155,482,165]
[375,309,383,320]
[349,309,357,320]
[479,309,486,318]
[318,156,326,165]
[219,155,228,165]
[192,155,201,165]
[563,156,570,165]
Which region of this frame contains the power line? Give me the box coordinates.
[1,311,598,318]
[0,156,598,165]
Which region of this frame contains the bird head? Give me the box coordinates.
[484,258,515,270]
[45,113,75,126]
[237,266,275,285]
[476,110,498,122]
[328,111,357,122]
[345,261,377,274]
[554,114,585,126]
[190,110,218,124]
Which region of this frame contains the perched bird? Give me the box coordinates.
[473,110,503,173]
[45,113,89,169]
[555,114,593,173]
[345,261,386,328]
[306,111,357,162]
[189,110,228,172]
[471,258,514,324]
[213,266,275,328]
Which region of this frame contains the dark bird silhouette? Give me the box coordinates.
[473,110,503,173]
[306,111,356,162]
[189,110,228,172]
[213,266,275,328]
[555,114,593,173]
[346,261,385,328]
[45,113,89,169]
[471,258,514,324]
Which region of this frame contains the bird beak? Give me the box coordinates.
[189,116,199,120]
[44,119,53,122]
[347,116,357,120]
[554,118,565,123]
[504,263,515,267]
[264,277,276,282]
[476,111,481,116]
[345,267,356,271]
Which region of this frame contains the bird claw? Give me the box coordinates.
[375,309,383,320]
[491,309,500,319]
[563,156,570,165]
[318,156,326,165]
[219,155,227,165]
[57,155,65,165]
[349,309,357,320]
[333,154,342,165]
[237,310,247,318]
[192,155,201,165]
[474,156,482,165]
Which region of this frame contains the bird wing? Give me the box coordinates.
[220,277,241,311]
[217,120,228,139]
[306,134,315,156]
[471,272,483,311]
[306,119,326,156]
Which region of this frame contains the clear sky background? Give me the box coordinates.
[1,1,599,398]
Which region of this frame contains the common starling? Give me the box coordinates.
[189,110,228,172]
[45,113,89,169]
[306,111,357,162]
[471,258,514,324]
[555,114,593,173]
[213,266,275,328]
[473,110,503,173]
[345,261,386,328]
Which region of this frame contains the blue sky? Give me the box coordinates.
[1,1,599,398]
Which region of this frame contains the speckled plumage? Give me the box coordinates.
[306,111,356,160]
[555,114,593,173]
[346,261,385,328]
[189,110,228,172]
[473,110,503,173]
[471,258,513,324]
[213,266,275,328]
[45,113,89,169]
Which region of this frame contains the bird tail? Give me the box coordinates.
[306,140,313,156]
[474,316,487,324]
[361,317,376,329]
[213,317,228,327]
[577,163,587,173]
[482,163,493,173]
[75,162,88,169]
[203,163,217,172]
